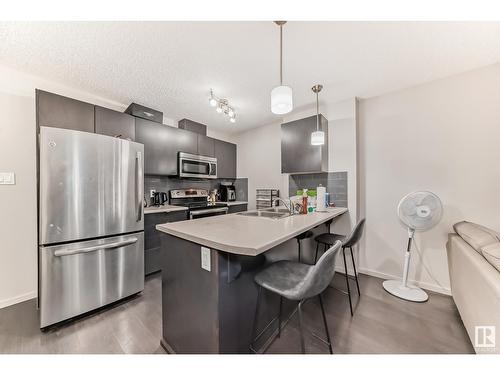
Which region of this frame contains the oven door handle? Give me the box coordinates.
[190,207,228,219]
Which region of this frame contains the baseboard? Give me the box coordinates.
[0,291,37,309]
[357,267,452,296]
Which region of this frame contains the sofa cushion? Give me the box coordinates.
[482,242,500,272]
[453,221,500,253]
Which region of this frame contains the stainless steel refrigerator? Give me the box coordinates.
[38,126,144,328]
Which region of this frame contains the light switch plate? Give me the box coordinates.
[0,172,15,185]
[201,247,211,272]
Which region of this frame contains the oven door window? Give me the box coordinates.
[182,160,210,175]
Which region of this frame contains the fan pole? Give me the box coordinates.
[401,228,415,288]
[382,227,429,302]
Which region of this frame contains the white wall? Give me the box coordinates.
[0,64,233,308]
[233,121,286,210]
[358,63,500,295]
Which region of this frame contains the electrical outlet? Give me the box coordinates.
[150,189,156,198]
[201,247,211,272]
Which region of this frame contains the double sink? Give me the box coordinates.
[237,207,292,220]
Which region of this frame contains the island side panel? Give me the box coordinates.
[160,234,220,353]
[217,245,299,353]
[217,253,263,353]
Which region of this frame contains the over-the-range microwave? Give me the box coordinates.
[178,152,217,179]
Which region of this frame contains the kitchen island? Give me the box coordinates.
[156,207,348,353]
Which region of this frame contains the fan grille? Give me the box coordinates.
[397,191,443,231]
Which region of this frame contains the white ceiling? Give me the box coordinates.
[2,21,500,133]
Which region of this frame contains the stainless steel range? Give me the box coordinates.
[169,189,228,219]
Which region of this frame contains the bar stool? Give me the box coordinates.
[249,241,342,354]
[314,219,366,316]
[295,231,313,262]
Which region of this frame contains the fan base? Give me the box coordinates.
[382,280,429,302]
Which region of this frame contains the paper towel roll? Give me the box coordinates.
[316,185,327,212]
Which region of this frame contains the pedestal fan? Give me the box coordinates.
[382,191,443,302]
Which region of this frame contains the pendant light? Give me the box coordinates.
[271,21,293,115]
[310,84,325,145]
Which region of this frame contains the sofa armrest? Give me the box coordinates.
[447,233,500,353]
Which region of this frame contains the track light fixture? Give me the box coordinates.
[208,89,236,123]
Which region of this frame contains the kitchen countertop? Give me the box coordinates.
[144,205,188,215]
[156,207,347,256]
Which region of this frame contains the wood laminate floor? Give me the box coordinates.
[0,273,474,354]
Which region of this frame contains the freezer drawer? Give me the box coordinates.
[39,126,144,245]
[40,232,144,328]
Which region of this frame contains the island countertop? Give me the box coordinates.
[156,207,348,256]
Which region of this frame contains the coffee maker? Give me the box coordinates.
[219,183,236,202]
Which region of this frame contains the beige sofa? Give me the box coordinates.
[447,221,500,354]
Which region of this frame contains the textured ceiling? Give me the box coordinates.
[1,21,500,133]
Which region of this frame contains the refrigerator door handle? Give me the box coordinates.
[53,237,139,257]
[136,151,143,221]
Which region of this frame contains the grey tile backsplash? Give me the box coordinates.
[289,171,348,208]
[145,176,248,205]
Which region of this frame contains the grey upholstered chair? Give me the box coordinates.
[250,240,342,354]
[314,218,366,316]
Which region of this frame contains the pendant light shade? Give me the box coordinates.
[271,21,293,115]
[271,85,293,114]
[311,84,325,146]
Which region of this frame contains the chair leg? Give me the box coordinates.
[314,242,320,264]
[297,239,301,263]
[277,296,283,338]
[342,247,354,316]
[250,286,262,350]
[297,300,306,354]
[318,294,333,354]
[349,246,361,296]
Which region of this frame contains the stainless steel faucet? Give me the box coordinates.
[272,197,295,215]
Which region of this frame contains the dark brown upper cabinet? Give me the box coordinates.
[36,89,94,133]
[281,114,329,174]
[178,118,207,135]
[135,118,197,176]
[95,106,136,141]
[214,139,237,179]
[197,135,215,157]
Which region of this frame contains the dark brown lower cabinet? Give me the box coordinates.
[144,210,187,275]
[227,204,247,214]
